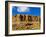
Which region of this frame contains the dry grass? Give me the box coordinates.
[12,15,40,30]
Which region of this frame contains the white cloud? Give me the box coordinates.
[17,7,30,12]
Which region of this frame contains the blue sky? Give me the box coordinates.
[12,6,41,16]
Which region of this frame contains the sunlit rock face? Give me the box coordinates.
[17,7,30,12]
